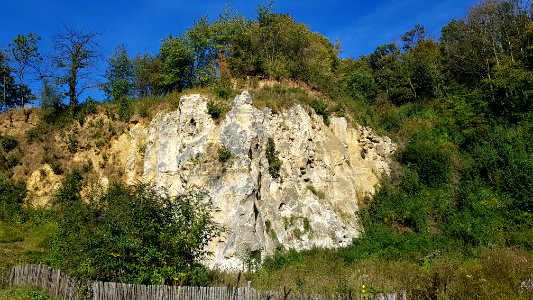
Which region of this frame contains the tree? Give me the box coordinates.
[441,0,532,85]
[8,33,41,108]
[40,77,62,109]
[0,51,17,111]
[401,24,426,51]
[160,35,194,91]
[228,3,338,90]
[50,177,220,285]
[132,53,165,97]
[404,39,445,100]
[105,44,134,101]
[52,27,100,111]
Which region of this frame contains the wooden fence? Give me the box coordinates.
[8,265,406,300]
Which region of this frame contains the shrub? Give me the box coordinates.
[26,124,48,144]
[212,81,236,100]
[310,99,330,124]
[307,185,325,200]
[217,146,231,162]
[266,138,282,178]
[399,141,452,188]
[0,177,27,221]
[49,178,221,285]
[6,154,21,168]
[67,134,78,153]
[117,98,133,122]
[207,101,223,119]
[0,136,18,152]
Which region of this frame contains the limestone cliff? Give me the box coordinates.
[143,91,395,270]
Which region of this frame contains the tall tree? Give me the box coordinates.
[401,24,427,51]
[0,51,19,110]
[105,44,134,101]
[52,27,100,111]
[8,33,41,107]
[132,53,165,97]
[160,35,194,91]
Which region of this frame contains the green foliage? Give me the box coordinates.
[49,175,220,285]
[207,101,223,119]
[482,61,533,123]
[399,141,452,188]
[0,287,59,300]
[212,81,236,100]
[217,145,231,162]
[40,78,62,109]
[117,97,133,122]
[306,185,324,200]
[309,99,330,125]
[160,36,194,91]
[105,44,134,101]
[8,33,41,108]
[265,137,281,178]
[346,64,377,102]
[0,136,18,152]
[0,177,26,222]
[132,53,166,97]
[229,4,338,90]
[0,51,19,110]
[67,134,78,153]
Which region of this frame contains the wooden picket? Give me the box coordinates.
[8,264,406,300]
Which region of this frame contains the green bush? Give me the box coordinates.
[266,138,282,178]
[26,123,48,144]
[0,136,18,152]
[207,101,223,119]
[310,99,330,125]
[49,176,220,285]
[117,98,133,122]
[399,141,452,188]
[212,81,236,100]
[6,154,21,168]
[217,145,231,162]
[0,177,27,222]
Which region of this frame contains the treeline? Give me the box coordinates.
[0,3,340,112]
[103,3,339,102]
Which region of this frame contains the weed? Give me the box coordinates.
[266,138,282,178]
[217,146,231,162]
[303,218,311,232]
[138,143,147,155]
[307,185,325,200]
[207,101,223,119]
[293,228,303,239]
[310,99,330,125]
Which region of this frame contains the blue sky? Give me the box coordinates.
[1,0,479,101]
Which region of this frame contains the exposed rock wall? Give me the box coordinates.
[144,91,395,270]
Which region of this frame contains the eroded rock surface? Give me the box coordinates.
[144,91,396,270]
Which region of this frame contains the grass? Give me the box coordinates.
[0,287,59,300]
[0,220,56,268]
[240,247,533,299]
[0,219,57,298]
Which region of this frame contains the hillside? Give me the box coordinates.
[1,0,533,299]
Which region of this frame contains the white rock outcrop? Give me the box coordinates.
[144,91,395,270]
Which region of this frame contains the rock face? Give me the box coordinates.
[144,91,395,270]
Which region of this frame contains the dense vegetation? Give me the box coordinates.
[0,0,532,298]
[45,171,220,285]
